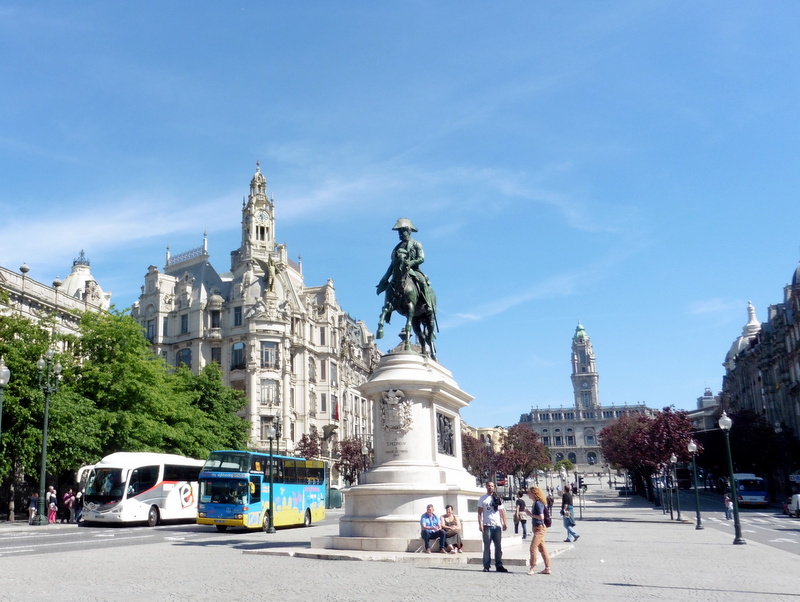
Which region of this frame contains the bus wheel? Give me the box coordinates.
[215,524,228,532]
[303,509,312,527]
[147,506,160,527]
[261,511,270,532]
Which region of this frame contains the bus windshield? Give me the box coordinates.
[200,478,250,505]
[738,479,765,492]
[85,468,126,501]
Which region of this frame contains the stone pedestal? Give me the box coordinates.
[313,350,484,552]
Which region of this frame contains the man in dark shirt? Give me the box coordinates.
[561,485,581,542]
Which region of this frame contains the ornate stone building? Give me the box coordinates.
[721,261,800,439]
[0,251,111,335]
[130,165,381,464]
[519,322,655,472]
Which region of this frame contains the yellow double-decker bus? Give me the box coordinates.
[197,450,326,532]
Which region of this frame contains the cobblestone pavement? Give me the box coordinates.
[1,487,798,601]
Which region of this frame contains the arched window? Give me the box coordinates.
[176,348,192,369]
[568,452,577,464]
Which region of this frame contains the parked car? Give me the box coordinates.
[785,494,800,518]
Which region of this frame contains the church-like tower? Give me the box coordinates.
[570,321,600,411]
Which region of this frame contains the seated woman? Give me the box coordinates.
[441,504,462,553]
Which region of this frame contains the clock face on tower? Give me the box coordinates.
[257,211,268,222]
[581,381,589,389]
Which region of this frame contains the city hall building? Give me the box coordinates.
[518,322,656,472]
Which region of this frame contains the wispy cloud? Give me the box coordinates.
[687,298,745,316]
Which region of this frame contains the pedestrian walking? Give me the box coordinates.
[64,488,76,523]
[514,491,528,539]
[28,491,39,524]
[478,481,508,573]
[74,489,84,523]
[47,485,58,524]
[561,485,580,542]
[526,486,552,575]
[724,493,733,520]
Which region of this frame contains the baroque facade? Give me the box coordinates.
[0,251,111,335]
[519,322,656,472]
[130,165,381,464]
[721,261,800,439]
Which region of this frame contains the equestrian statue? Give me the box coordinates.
[376,218,439,360]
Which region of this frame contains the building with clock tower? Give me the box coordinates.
[519,322,656,472]
[131,164,380,484]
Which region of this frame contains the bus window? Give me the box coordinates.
[128,465,158,496]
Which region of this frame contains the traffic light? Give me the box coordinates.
[578,475,585,491]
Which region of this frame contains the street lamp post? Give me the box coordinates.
[719,411,746,545]
[265,418,281,534]
[35,350,61,526]
[687,440,703,530]
[0,356,10,444]
[485,437,493,485]
[670,453,682,521]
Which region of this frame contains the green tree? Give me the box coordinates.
[172,363,249,453]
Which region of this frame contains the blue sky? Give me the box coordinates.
[2,2,799,429]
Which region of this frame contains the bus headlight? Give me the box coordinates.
[234,514,243,520]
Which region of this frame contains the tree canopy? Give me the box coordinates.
[0,308,249,495]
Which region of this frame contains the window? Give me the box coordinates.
[331,362,338,385]
[568,452,577,463]
[128,466,159,496]
[162,316,168,337]
[308,358,316,382]
[146,320,155,342]
[586,435,596,445]
[261,342,279,369]
[321,393,327,413]
[555,436,563,446]
[234,306,243,327]
[543,437,550,446]
[566,435,575,446]
[176,348,192,369]
[180,314,189,334]
[210,310,221,329]
[320,359,327,381]
[553,413,562,420]
[260,379,279,405]
[211,347,221,365]
[320,327,326,346]
[231,342,246,370]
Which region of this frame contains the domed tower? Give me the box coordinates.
[571,321,600,411]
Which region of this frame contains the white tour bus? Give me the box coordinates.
[82,452,204,527]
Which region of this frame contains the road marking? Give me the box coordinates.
[768,538,798,544]
[0,535,153,553]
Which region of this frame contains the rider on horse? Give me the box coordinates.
[376,218,438,357]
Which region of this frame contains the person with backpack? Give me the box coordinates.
[526,486,552,575]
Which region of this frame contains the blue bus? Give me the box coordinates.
[733,473,769,507]
[197,450,326,532]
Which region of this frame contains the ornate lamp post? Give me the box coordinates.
[670,453,682,521]
[265,418,281,534]
[35,350,61,526]
[0,356,10,444]
[719,411,746,545]
[687,440,703,530]
[484,437,493,485]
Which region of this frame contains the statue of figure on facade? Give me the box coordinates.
[376,218,438,359]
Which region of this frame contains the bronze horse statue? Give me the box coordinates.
[376,218,438,360]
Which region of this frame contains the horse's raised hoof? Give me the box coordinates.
[376,327,384,340]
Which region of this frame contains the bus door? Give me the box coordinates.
[246,475,263,527]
